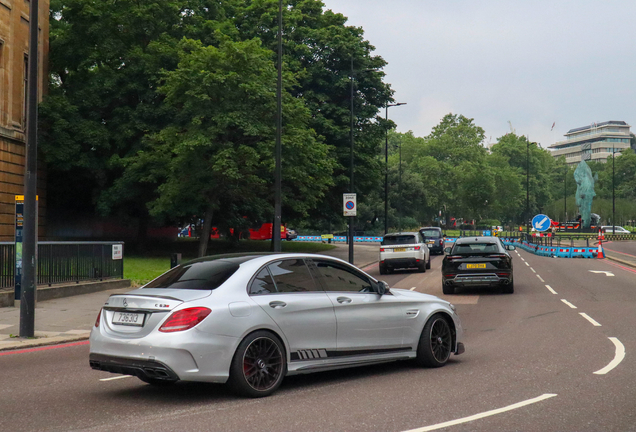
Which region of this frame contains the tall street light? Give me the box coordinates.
[348,57,355,264]
[564,164,567,222]
[526,137,530,233]
[20,0,39,338]
[272,0,283,253]
[385,103,406,235]
[612,145,616,234]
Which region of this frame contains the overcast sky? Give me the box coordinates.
[321,0,636,148]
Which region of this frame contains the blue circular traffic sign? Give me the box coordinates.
[346,201,355,210]
[532,214,552,232]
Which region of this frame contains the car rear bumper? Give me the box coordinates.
[89,353,180,381]
[444,273,512,287]
[382,257,423,269]
[89,327,239,383]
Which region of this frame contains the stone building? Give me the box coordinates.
[0,0,49,241]
[548,121,632,166]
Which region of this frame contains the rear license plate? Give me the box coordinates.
[466,264,487,269]
[393,248,406,252]
[112,312,145,326]
[427,244,432,248]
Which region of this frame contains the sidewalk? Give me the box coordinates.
[0,244,380,352]
[602,244,636,268]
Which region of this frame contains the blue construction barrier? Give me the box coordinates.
[500,238,598,259]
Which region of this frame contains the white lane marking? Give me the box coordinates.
[594,337,626,375]
[410,287,416,291]
[402,393,558,432]
[545,285,558,294]
[520,257,525,261]
[589,270,614,277]
[579,313,602,327]
[537,275,545,282]
[560,299,577,309]
[525,262,530,266]
[531,268,536,273]
[100,375,132,382]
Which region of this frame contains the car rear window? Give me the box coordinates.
[453,243,499,254]
[382,235,418,245]
[144,260,240,290]
[421,229,441,238]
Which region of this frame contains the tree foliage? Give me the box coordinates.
[40,0,392,253]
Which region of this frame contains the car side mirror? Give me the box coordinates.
[444,247,452,254]
[506,245,516,251]
[376,280,389,296]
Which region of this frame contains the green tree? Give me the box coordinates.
[143,38,333,256]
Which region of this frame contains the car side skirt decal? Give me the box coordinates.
[290,346,411,362]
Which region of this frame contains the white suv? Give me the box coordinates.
[379,232,431,275]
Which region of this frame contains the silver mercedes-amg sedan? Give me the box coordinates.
[90,253,464,397]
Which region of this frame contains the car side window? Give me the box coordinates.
[267,259,320,293]
[249,267,277,295]
[312,260,374,293]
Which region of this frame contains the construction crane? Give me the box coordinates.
[508,121,516,134]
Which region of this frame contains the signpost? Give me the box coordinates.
[14,196,24,303]
[532,214,552,232]
[343,193,356,264]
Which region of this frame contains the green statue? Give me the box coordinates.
[574,160,596,228]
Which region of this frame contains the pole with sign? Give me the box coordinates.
[343,193,356,264]
[14,196,24,303]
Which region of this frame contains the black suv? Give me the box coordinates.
[419,227,444,255]
[442,236,515,294]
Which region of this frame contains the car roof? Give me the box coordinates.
[419,227,441,230]
[384,232,419,236]
[454,236,498,244]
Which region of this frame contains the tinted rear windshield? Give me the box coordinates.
[452,243,499,254]
[421,229,441,238]
[144,260,240,290]
[382,235,418,245]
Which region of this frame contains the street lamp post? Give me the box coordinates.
[348,57,355,264]
[612,146,615,234]
[564,165,567,222]
[385,103,406,235]
[272,0,283,253]
[526,138,530,233]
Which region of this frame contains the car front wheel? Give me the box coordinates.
[228,331,286,397]
[415,314,453,368]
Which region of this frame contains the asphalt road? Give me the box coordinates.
[2,247,636,432]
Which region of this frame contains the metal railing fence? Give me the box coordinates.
[0,242,124,289]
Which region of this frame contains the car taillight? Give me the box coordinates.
[444,274,456,278]
[380,248,385,252]
[159,307,211,333]
[446,255,463,261]
[414,246,421,250]
[94,309,101,328]
[496,272,510,277]
[488,254,507,258]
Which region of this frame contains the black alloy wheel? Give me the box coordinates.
[415,314,453,367]
[229,331,285,397]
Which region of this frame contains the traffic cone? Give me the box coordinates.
[597,240,605,259]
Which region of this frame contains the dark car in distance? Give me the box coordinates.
[419,227,445,255]
[441,236,515,295]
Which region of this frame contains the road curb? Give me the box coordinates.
[0,334,89,352]
[606,255,636,269]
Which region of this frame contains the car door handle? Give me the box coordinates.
[337,297,352,304]
[269,301,287,309]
